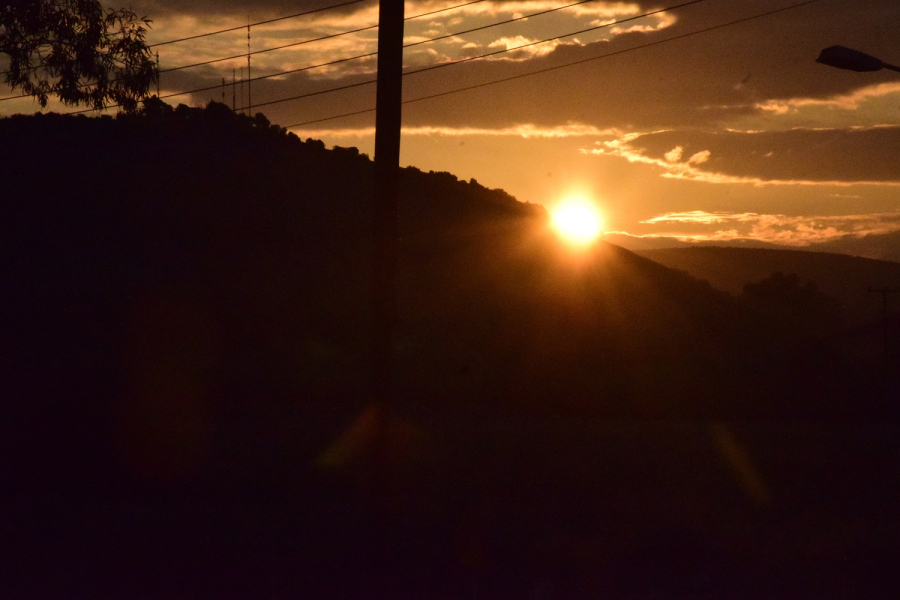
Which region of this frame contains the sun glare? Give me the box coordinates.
[552,198,603,244]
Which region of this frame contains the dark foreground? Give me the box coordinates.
[7,414,898,599]
[3,107,899,598]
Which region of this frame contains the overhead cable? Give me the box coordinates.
[159,0,491,75]
[1,0,487,101]
[150,0,370,47]
[231,0,706,112]
[65,0,641,113]
[287,0,827,127]
[0,0,369,78]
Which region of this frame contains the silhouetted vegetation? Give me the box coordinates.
[0,1,156,109]
[3,103,897,598]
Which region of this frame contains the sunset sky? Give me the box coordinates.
[4,0,899,247]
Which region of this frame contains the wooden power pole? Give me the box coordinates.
[371,0,405,411]
[367,2,405,594]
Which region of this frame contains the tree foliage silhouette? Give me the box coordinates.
[0,0,155,110]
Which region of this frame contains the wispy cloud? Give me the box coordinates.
[637,210,900,246]
[293,122,615,138]
[585,128,900,187]
[487,35,559,60]
[755,81,900,114]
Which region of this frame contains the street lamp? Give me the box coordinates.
[816,45,900,73]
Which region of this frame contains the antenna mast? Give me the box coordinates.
[247,21,252,116]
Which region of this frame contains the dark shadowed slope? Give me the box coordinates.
[2,103,749,427]
[2,104,898,599]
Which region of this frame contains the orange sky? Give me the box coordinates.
[3,0,899,249]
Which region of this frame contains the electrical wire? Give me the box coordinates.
[0,0,487,102]
[0,0,369,79]
[149,0,370,47]
[63,0,643,113]
[405,0,602,49]
[223,0,705,113]
[37,0,820,117]
[286,0,826,128]
[158,0,490,75]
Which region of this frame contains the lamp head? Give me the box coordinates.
[816,45,883,72]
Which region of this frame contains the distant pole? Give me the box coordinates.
[370,0,405,415]
[232,68,236,113]
[239,67,244,113]
[155,52,160,96]
[247,21,252,115]
[221,77,225,104]
[868,287,900,362]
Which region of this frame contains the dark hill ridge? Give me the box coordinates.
[3,103,898,598]
[2,103,741,424]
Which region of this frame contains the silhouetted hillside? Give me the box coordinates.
[3,101,751,428]
[3,102,897,598]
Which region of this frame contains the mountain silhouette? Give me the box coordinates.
[3,102,897,598]
[635,246,900,326]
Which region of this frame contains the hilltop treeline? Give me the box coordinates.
[3,101,897,598]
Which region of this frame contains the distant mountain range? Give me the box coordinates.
[631,246,900,325]
[606,231,900,263]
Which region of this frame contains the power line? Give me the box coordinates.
[149,0,370,47]
[234,0,706,113]
[43,0,820,117]
[405,0,602,49]
[0,0,369,79]
[169,0,629,98]
[158,0,490,75]
[152,0,488,48]
[1,0,488,102]
[61,0,634,113]
[406,0,706,76]
[287,0,826,128]
[65,53,379,114]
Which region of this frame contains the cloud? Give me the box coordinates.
[292,122,615,138]
[754,81,900,114]
[636,210,900,246]
[687,150,709,164]
[585,126,900,186]
[487,36,559,60]
[664,146,682,162]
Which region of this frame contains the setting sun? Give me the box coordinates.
[551,198,603,244]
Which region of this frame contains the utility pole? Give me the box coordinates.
[368,2,405,594]
[370,0,404,415]
[868,286,900,363]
